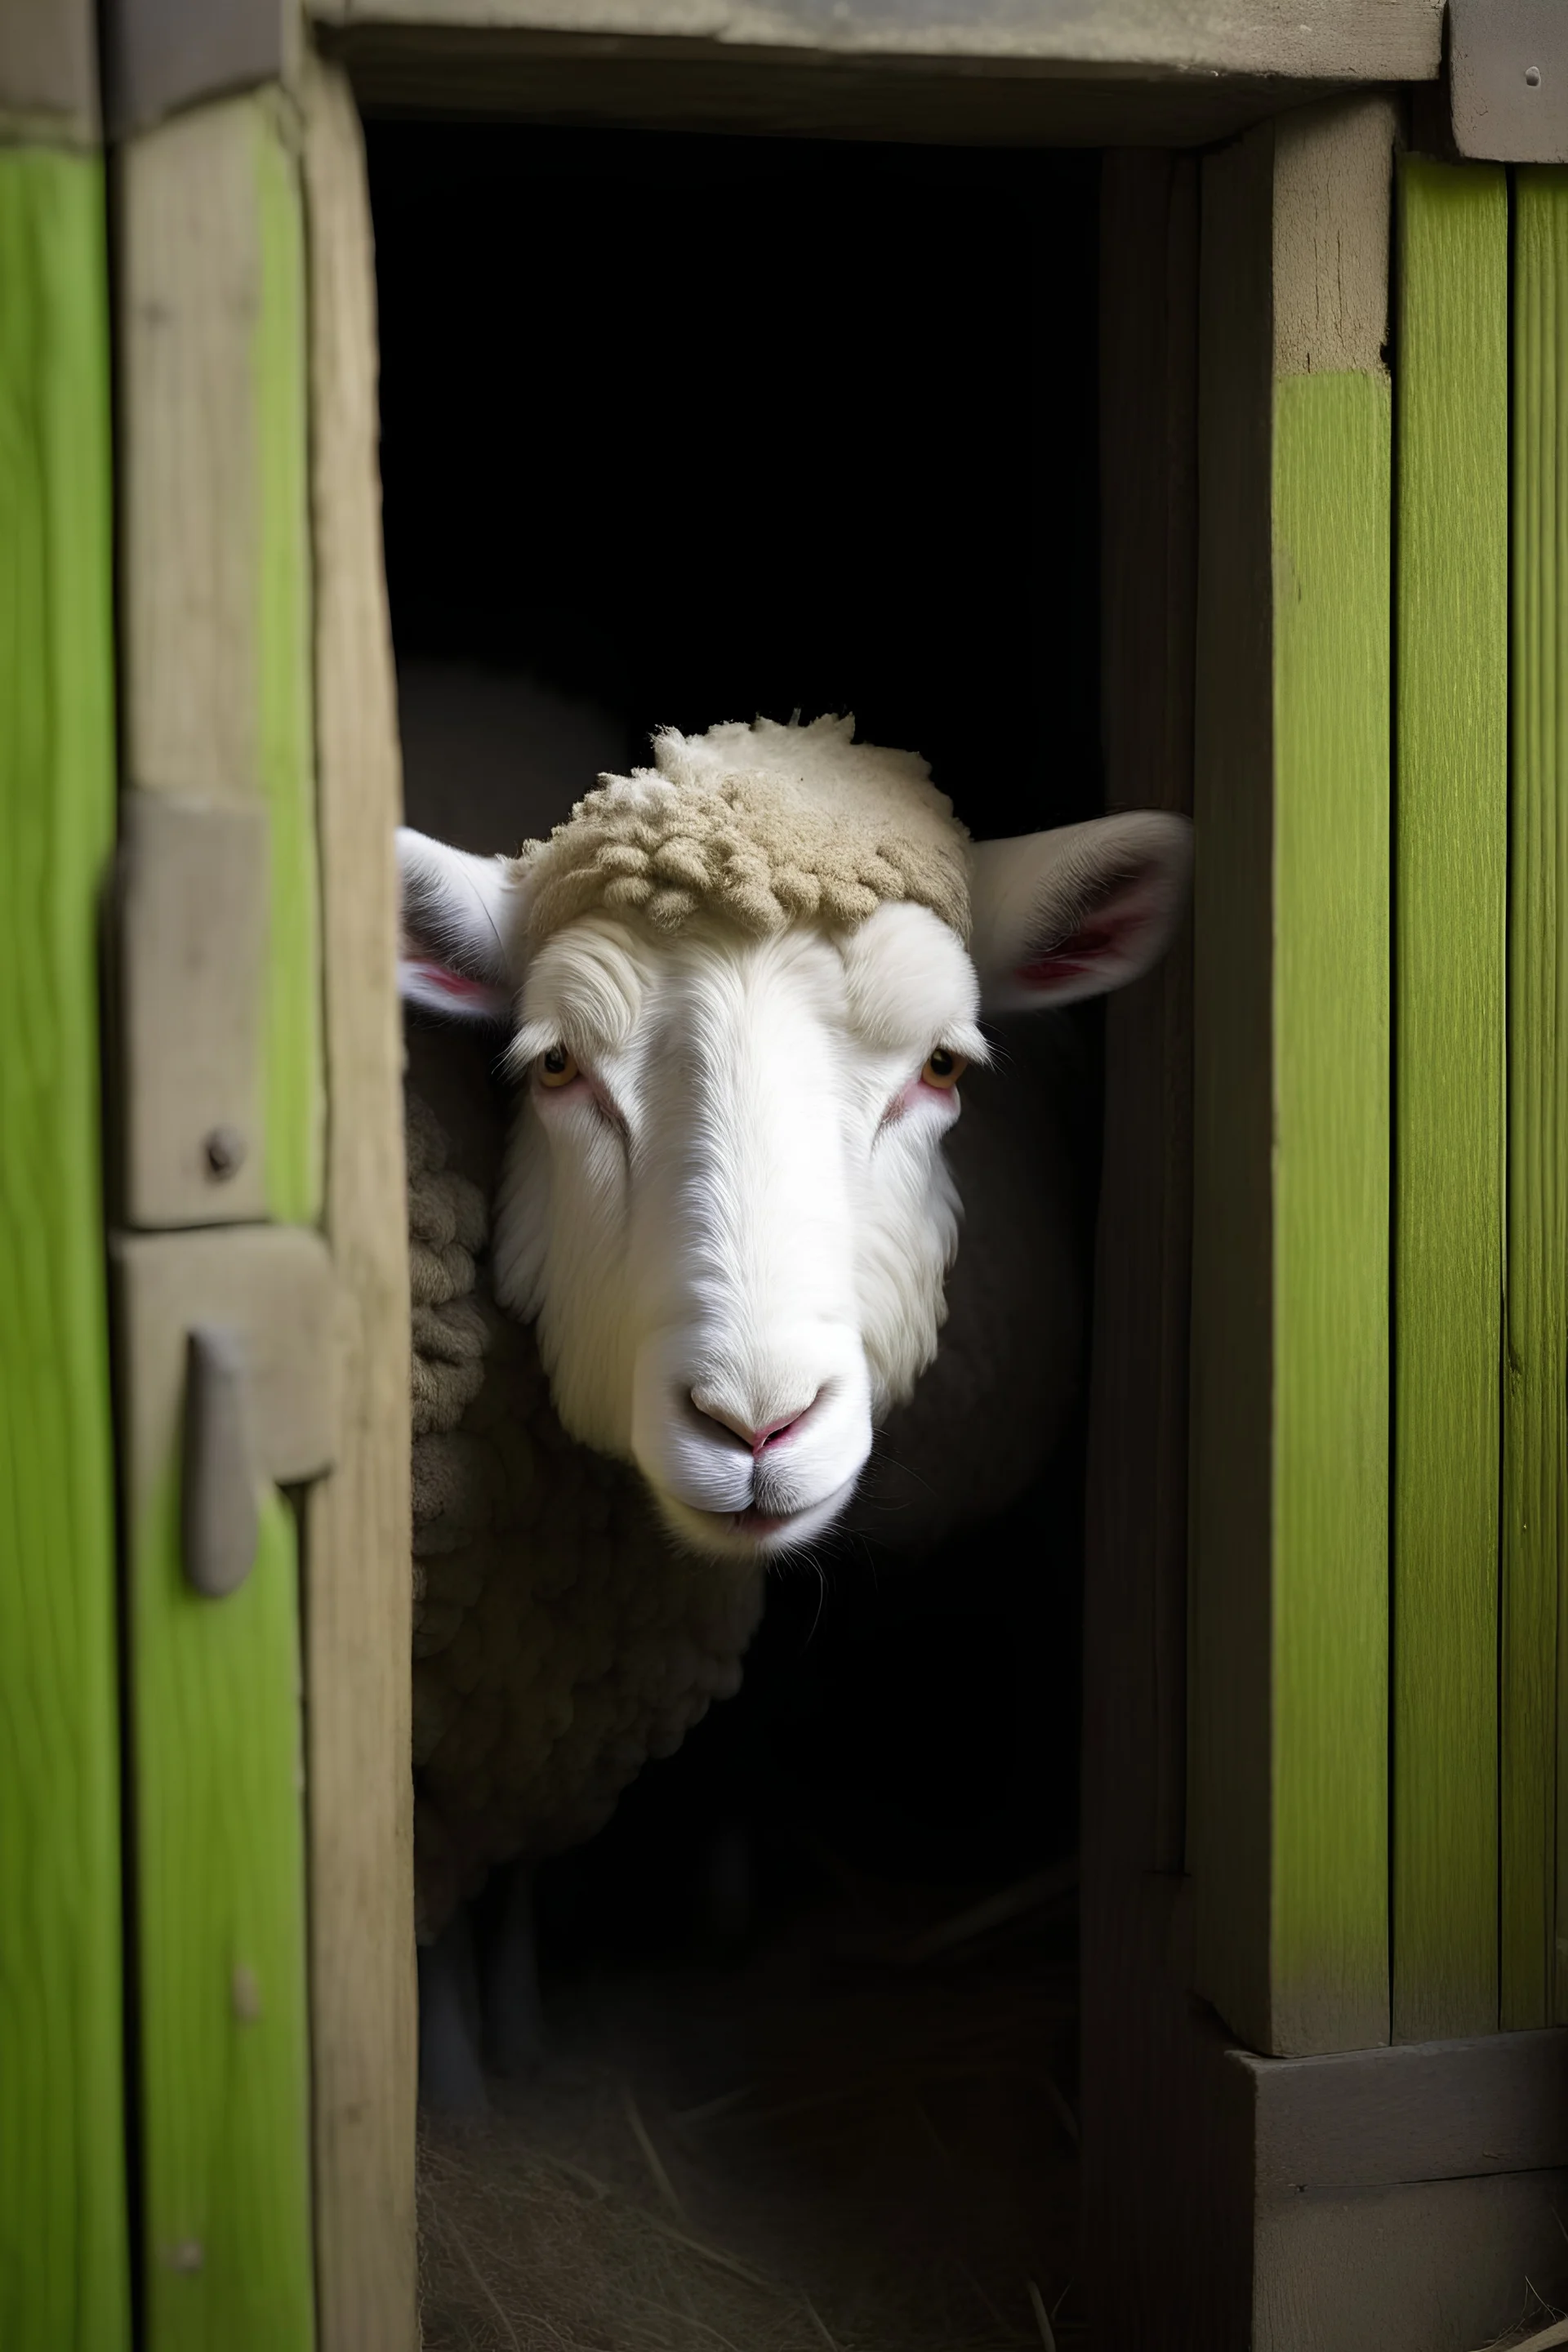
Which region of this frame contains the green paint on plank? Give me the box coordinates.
[0,150,131,2352]
[1508,167,1568,2030]
[128,101,320,2349]
[1392,158,1508,2043]
[254,105,323,1227]
[132,1474,315,2350]
[1271,367,1392,2056]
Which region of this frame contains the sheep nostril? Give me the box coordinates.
[689,1392,822,1457]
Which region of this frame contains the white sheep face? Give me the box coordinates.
[399,796,1190,1562]
[499,901,979,1557]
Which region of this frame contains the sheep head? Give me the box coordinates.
[399,716,1189,1561]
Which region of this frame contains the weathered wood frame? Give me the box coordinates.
[107,7,416,2349]
[1088,96,1568,2352]
[115,72,324,2352]
[313,0,1446,147]
[56,5,1568,2350]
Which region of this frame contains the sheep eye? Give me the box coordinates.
[922,1048,967,1090]
[538,1045,579,1089]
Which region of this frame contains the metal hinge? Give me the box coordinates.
[1450,0,1568,163]
[114,788,337,1595]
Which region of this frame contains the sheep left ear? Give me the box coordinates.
[969,812,1192,1015]
[397,826,519,1022]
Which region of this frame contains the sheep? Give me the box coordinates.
[401,714,1190,2105]
[406,1036,766,2094]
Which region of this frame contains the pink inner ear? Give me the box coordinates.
[1016,902,1147,990]
[407,959,504,1009]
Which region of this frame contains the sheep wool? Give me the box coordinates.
[407,1080,764,1942]
[514,713,972,949]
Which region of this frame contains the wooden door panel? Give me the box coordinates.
[1391,154,1508,2044]
[114,82,323,2352]
[1189,99,1396,2060]
[0,131,131,2352]
[1506,165,1568,2035]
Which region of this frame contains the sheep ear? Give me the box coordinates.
[969,812,1192,1014]
[397,826,518,1022]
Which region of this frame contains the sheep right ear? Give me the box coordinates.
[969,812,1192,1015]
[397,827,518,1022]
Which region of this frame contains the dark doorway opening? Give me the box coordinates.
[369,116,1102,2350]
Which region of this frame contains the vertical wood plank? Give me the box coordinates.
[118,90,323,1225]
[1392,156,1508,2044]
[257,105,324,1228]
[1191,100,1394,2059]
[301,52,419,2352]
[125,1477,316,2350]
[1508,167,1568,2030]
[118,88,322,2351]
[1086,145,1198,1883]
[0,146,130,2352]
[1082,148,1252,2347]
[1270,355,1392,2057]
[1189,123,1276,2041]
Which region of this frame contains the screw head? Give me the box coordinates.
[1526,63,1543,87]
[203,1125,246,1180]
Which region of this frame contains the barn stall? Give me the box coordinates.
[5,2,1568,2348]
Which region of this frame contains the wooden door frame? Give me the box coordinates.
[1089,115,1568,2352]
[105,10,415,2349]
[90,7,1568,2350]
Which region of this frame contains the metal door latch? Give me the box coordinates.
[115,1225,338,1598]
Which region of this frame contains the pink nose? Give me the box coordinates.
[690,1393,820,1457]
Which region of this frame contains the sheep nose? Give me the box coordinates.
[689,1391,821,1458]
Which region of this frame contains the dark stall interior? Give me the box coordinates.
[368,117,1102,2350]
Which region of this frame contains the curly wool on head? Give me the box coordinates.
[514,713,973,950]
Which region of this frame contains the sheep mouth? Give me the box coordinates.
[728,1505,800,1537]
[656,1475,862,1560]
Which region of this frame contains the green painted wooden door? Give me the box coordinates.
[1391,156,1508,2046]
[1,83,326,2352]
[1190,121,1568,2067]
[1390,158,1568,2047]
[0,140,130,2352]
[115,93,324,2352]
[1503,165,1568,2034]
[1190,101,1395,2062]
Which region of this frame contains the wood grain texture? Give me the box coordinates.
[1253,2170,1568,2352]
[311,0,1443,82]
[1269,364,1392,2060]
[1192,103,1393,2061]
[324,26,1365,147]
[118,91,322,1229]
[0,0,97,141]
[1082,149,1240,2347]
[0,145,130,2352]
[1391,157,1508,2046]
[300,52,419,2352]
[1189,121,1277,2054]
[117,791,270,1227]
[127,1486,315,2350]
[1087,145,1197,1880]
[256,105,323,1227]
[115,1227,330,2352]
[115,84,327,2349]
[1243,2025,1568,2189]
[1508,167,1568,2030]
[1243,2025,1568,2347]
